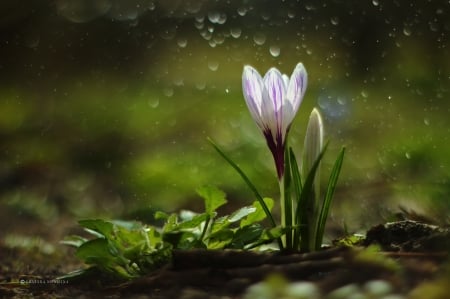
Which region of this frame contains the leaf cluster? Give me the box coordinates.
[62,186,282,280]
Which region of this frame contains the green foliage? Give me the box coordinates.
[62,186,281,280]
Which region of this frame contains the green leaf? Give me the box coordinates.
[315,146,345,250]
[176,213,209,230]
[154,211,170,220]
[206,229,234,249]
[196,185,227,215]
[79,219,114,238]
[240,198,274,228]
[229,223,263,249]
[76,238,118,264]
[60,235,88,248]
[228,206,257,223]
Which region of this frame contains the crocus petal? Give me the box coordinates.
[261,68,286,139]
[286,63,308,115]
[242,65,264,128]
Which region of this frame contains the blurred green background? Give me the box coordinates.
[0,0,449,239]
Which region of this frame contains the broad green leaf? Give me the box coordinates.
[76,238,118,263]
[60,235,88,248]
[228,206,257,223]
[210,216,230,233]
[176,213,209,230]
[229,223,263,249]
[240,198,274,228]
[196,185,227,215]
[79,219,114,238]
[154,211,169,220]
[206,229,234,249]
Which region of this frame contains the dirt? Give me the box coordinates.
[0,220,449,299]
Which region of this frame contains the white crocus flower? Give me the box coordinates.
[242,63,308,179]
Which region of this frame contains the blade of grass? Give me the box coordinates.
[315,147,345,250]
[207,138,283,249]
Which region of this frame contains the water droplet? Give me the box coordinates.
[372,0,379,6]
[405,152,411,159]
[208,11,220,23]
[429,21,438,32]
[56,0,111,23]
[361,90,369,98]
[208,60,219,71]
[160,24,177,40]
[196,82,206,90]
[217,13,227,25]
[253,33,266,45]
[225,88,230,94]
[148,98,159,108]
[287,10,296,19]
[177,38,187,48]
[423,118,430,125]
[163,87,174,97]
[330,17,339,26]
[337,96,346,105]
[208,11,226,24]
[237,6,247,17]
[230,28,242,38]
[403,27,412,36]
[269,46,280,57]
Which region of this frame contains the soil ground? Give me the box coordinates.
[1,210,449,299]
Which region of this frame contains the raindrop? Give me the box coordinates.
[403,27,412,36]
[429,21,439,32]
[230,28,242,39]
[56,0,111,23]
[163,87,174,97]
[184,1,202,14]
[208,11,220,23]
[269,46,281,57]
[253,33,266,45]
[208,11,226,24]
[372,0,379,6]
[237,6,247,16]
[337,96,346,105]
[423,118,430,125]
[361,90,369,98]
[405,152,411,159]
[217,13,227,25]
[148,98,160,108]
[160,24,177,40]
[287,10,296,19]
[208,60,219,71]
[196,82,206,90]
[177,38,188,48]
[330,17,339,26]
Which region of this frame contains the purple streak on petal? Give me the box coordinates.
[262,68,285,141]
